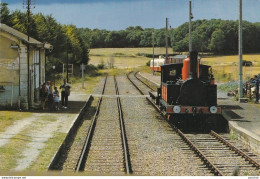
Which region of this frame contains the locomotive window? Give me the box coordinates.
[169,69,176,76]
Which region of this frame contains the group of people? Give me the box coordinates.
[40,79,71,110]
[253,75,259,103]
[244,75,259,103]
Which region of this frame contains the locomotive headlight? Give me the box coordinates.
[210,106,217,114]
[173,106,181,113]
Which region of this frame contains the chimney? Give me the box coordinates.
[189,51,198,79]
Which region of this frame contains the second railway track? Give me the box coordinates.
[129,71,260,176]
[76,75,131,175]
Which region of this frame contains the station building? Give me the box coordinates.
[0,23,52,110]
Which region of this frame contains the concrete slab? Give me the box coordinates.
[219,99,260,152]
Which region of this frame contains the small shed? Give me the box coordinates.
[0,23,52,109]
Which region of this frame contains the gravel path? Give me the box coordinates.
[0,116,36,148]
[13,114,71,172]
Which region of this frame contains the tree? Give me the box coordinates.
[63,25,83,64]
[126,27,143,47]
[140,29,153,47]
[11,10,27,34]
[209,29,225,53]
[0,3,12,26]
[155,28,166,47]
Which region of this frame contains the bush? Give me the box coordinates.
[97,63,105,69]
[85,64,99,76]
[146,60,150,66]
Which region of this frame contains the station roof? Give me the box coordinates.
[0,23,52,49]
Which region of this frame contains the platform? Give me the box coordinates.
[219,98,260,152]
[140,72,260,153]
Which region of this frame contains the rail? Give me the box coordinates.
[128,71,260,176]
[127,71,223,176]
[210,130,260,169]
[134,72,155,91]
[114,75,132,174]
[127,72,164,117]
[171,125,223,176]
[75,75,108,172]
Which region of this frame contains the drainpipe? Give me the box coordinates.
[11,62,15,108]
[18,48,21,110]
[27,44,30,110]
[45,49,46,82]
[39,48,41,87]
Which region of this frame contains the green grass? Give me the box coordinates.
[0,133,32,171]
[28,132,66,171]
[90,47,173,57]
[89,47,173,70]
[230,131,238,140]
[90,48,260,82]
[0,111,32,133]
[202,54,260,82]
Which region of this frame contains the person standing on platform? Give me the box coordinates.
[254,75,259,103]
[40,83,48,110]
[53,87,60,110]
[46,81,50,92]
[60,79,71,109]
[48,83,54,110]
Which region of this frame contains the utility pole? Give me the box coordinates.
[152,32,155,75]
[165,18,168,64]
[238,0,243,100]
[189,1,193,52]
[23,0,34,109]
[81,63,85,88]
[66,38,69,83]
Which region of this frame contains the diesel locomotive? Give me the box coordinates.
[150,51,226,130]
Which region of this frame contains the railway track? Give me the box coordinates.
[128,71,260,176]
[180,130,260,176]
[76,75,132,175]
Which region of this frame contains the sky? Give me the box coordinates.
[2,0,260,30]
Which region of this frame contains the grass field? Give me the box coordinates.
[89,48,260,82]
[202,54,260,81]
[89,47,173,69]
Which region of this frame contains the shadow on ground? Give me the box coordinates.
[0,101,86,114]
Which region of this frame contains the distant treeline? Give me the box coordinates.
[172,19,260,54]
[81,19,260,54]
[78,26,169,48]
